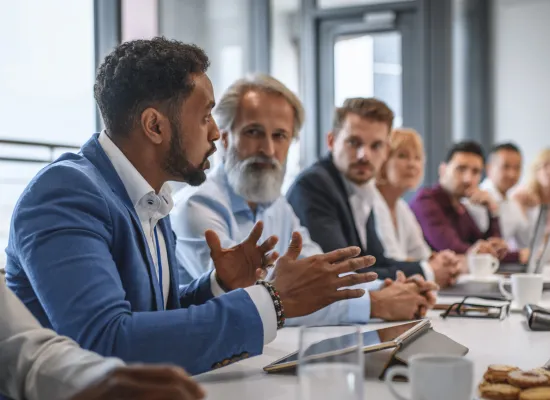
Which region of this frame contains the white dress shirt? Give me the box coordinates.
[0,278,123,400]
[342,177,434,281]
[99,132,171,308]
[99,132,276,343]
[480,179,532,249]
[371,186,432,261]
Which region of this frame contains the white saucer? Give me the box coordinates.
[461,274,550,283]
[461,274,500,283]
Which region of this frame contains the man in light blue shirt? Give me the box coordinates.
[171,74,437,324]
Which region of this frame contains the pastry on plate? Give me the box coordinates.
[479,383,521,400]
[507,371,549,389]
[519,386,550,400]
[484,365,521,384]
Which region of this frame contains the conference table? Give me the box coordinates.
[196,291,550,399]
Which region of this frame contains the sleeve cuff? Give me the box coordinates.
[243,285,277,345]
[209,271,226,297]
[347,280,384,323]
[420,260,435,282]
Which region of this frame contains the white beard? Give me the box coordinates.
[224,146,286,204]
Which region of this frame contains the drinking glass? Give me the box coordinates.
[298,325,364,400]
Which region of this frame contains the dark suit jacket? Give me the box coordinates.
[286,155,425,280]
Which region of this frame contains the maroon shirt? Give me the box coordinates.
[409,184,519,263]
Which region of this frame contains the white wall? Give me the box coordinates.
[492,0,550,175]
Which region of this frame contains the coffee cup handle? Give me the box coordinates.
[498,278,513,300]
[490,256,500,274]
[385,366,411,400]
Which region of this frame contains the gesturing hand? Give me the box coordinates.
[206,221,279,291]
[269,232,378,318]
[70,365,205,400]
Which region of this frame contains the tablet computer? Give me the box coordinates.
[263,319,430,373]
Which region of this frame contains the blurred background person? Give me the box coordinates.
[512,148,550,265]
[464,143,531,263]
[513,148,550,224]
[373,127,460,287]
[410,141,510,266]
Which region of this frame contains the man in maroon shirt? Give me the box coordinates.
[410,141,516,264]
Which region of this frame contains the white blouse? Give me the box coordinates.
[372,186,432,261]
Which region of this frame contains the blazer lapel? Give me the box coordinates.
[80,134,164,311]
[319,155,366,252]
[158,217,180,310]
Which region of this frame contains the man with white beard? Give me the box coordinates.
[171,74,438,324]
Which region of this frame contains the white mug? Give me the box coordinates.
[499,274,543,308]
[469,253,499,278]
[385,354,473,400]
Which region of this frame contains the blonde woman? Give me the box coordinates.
[512,149,550,261]
[513,149,550,217]
[373,128,460,287]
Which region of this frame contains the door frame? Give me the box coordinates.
[317,12,418,154]
[300,0,455,185]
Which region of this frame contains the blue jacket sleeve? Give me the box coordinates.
[10,165,264,375]
[178,272,215,308]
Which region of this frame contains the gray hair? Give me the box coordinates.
[214,73,305,139]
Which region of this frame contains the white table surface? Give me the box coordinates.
[196,293,550,399]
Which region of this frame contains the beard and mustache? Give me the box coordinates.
[161,117,285,201]
[224,144,286,204]
[162,119,215,187]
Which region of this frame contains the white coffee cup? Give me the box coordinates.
[385,354,473,400]
[469,253,499,278]
[499,274,543,308]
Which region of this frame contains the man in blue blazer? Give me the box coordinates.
[5,38,377,376]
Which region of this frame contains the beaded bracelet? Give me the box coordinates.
[256,280,285,329]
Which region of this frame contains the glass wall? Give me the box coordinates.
[318,0,414,9]
[334,31,403,127]
[159,0,252,106]
[270,0,302,191]
[0,0,96,266]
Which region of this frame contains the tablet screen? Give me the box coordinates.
[266,320,424,369]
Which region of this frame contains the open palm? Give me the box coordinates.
[205,221,279,291]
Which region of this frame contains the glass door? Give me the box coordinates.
[317,10,421,153]
[333,30,403,126]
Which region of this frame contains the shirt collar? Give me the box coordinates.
[98,131,173,215]
[341,173,375,202]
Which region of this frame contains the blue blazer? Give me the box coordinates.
[5,134,264,375]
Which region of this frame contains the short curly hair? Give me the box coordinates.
[94,37,210,136]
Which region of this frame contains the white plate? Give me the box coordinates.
[461,274,550,283]
[460,274,500,283]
